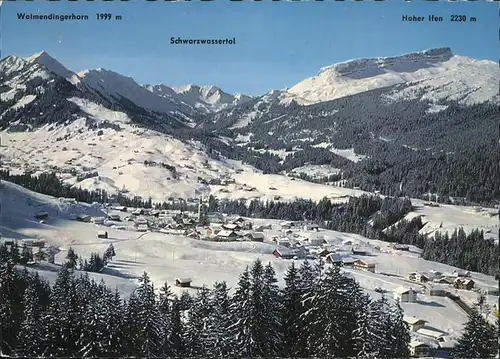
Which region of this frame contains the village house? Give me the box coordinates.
[426,284,448,297]
[393,243,410,251]
[453,278,475,290]
[409,341,431,357]
[352,246,369,256]
[353,259,376,273]
[216,230,239,241]
[433,276,455,285]
[325,253,344,265]
[132,208,145,215]
[341,257,356,266]
[244,232,265,242]
[318,248,330,257]
[403,316,428,332]
[306,236,327,246]
[137,224,149,232]
[182,218,197,227]
[408,272,431,283]
[393,286,417,303]
[107,214,121,221]
[76,214,91,223]
[280,221,293,229]
[417,328,448,340]
[303,223,320,231]
[435,339,458,358]
[452,270,470,278]
[97,231,108,239]
[222,223,241,231]
[91,217,106,225]
[276,238,292,248]
[175,278,192,288]
[273,248,296,259]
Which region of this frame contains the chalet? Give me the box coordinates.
[435,339,458,358]
[222,223,241,231]
[318,248,330,257]
[427,284,448,296]
[253,225,265,232]
[150,210,160,217]
[134,217,148,225]
[453,278,475,290]
[282,229,293,236]
[132,209,144,215]
[394,244,410,251]
[403,316,428,332]
[34,212,49,220]
[308,236,326,246]
[452,270,470,278]
[115,206,128,212]
[479,286,499,296]
[232,217,245,224]
[276,238,291,248]
[417,328,447,340]
[352,247,369,256]
[353,259,376,273]
[341,257,356,266]
[186,231,200,239]
[97,231,108,239]
[182,218,197,226]
[280,221,292,229]
[76,214,91,223]
[409,341,431,357]
[107,214,121,221]
[244,232,265,242]
[216,230,239,240]
[137,224,149,232]
[434,276,455,285]
[408,272,431,283]
[273,248,294,259]
[393,286,417,303]
[325,253,344,265]
[91,217,105,225]
[33,251,47,262]
[175,278,192,287]
[304,224,319,231]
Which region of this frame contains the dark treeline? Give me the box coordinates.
[0,256,415,358]
[1,171,498,276]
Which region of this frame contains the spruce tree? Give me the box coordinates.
[206,281,232,357]
[452,302,498,358]
[16,285,44,357]
[262,262,283,356]
[65,247,78,269]
[20,243,33,265]
[183,286,212,356]
[281,262,302,357]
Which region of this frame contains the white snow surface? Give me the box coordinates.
[158,84,252,113]
[1,183,497,335]
[285,48,499,106]
[68,97,132,124]
[25,51,81,85]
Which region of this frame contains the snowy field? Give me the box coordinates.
[1,181,498,342]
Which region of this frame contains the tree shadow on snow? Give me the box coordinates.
[100,266,140,280]
[416,299,446,308]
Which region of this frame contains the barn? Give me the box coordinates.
[175,278,192,287]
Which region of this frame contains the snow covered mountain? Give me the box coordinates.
[284,47,499,106]
[145,83,252,114]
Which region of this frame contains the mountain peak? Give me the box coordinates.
[25,50,80,84]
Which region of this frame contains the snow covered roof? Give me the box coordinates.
[403,315,427,325]
[175,277,192,283]
[393,286,415,294]
[409,340,429,348]
[217,230,237,237]
[417,328,447,339]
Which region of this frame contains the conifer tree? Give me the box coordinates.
[183,286,212,356]
[281,262,302,357]
[16,285,44,357]
[65,247,78,269]
[20,243,33,265]
[262,262,283,356]
[206,281,232,357]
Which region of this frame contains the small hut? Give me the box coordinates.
[97,231,108,239]
[175,278,192,287]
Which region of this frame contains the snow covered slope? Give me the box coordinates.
[25,51,81,85]
[146,84,252,114]
[285,48,498,106]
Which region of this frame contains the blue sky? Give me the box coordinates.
[2,1,498,96]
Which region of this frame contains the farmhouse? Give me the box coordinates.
[222,223,241,231]
[353,259,376,273]
[76,214,91,223]
[393,286,417,303]
[453,278,475,290]
[434,276,455,285]
[276,238,291,248]
[341,257,356,266]
[97,231,108,239]
[244,232,265,242]
[175,278,192,287]
[216,230,239,240]
[325,253,343,265]
[107,214,121,221]
[393,243,410,251]
[273,248,295,259]
[352,246,369,256]
[91,217,105,224]
[408,272,431,283]
[409,341,431,357]
[403,316,428,332]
